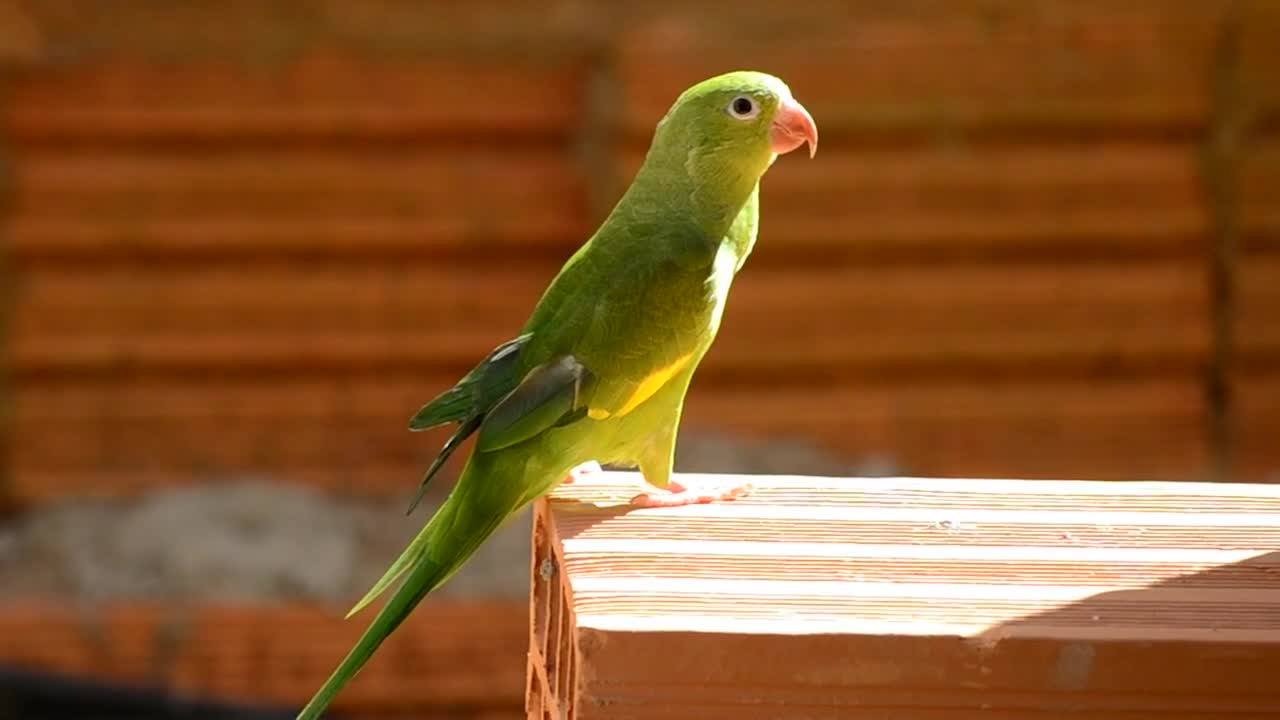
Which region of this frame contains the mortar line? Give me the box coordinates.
[1202,1,1247,482]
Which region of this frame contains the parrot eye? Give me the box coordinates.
[727,95,758,120]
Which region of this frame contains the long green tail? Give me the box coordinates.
[295,468,513,720]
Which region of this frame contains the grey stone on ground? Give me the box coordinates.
[0,431,890,603]
[0,481,532,604]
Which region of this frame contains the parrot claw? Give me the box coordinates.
[629,479,754,508]
[562,460,603,485]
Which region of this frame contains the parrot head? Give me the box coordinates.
[651,70,817,180]
[632,71,817,233]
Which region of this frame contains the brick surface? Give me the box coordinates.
[530,471,1280,718]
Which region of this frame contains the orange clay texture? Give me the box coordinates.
[527,471,1280,719]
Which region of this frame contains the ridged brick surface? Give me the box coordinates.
[529,471,1280,718]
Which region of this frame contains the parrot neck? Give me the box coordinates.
[726,183,760,264]
[618,154,765,251]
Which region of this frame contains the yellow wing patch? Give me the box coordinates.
[587,352,693,420]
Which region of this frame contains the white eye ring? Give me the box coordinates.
[727,95,759,120]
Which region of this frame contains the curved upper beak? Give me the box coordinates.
[770,96,818,159]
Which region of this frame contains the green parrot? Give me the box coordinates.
[296,70,817,719]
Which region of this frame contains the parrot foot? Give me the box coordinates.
[629,479,753,508]
[561,460,603,485]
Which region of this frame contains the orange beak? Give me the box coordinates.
[769,96,818,158]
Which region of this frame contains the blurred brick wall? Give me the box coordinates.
[0,602,529,719]
[2,0,1279,511]
[1234,1,1280,481]
[2,3,1280,718]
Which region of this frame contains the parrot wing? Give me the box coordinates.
[407,333,529,431]
[402,333,530,514]
[473,354,594,451]
[523,240,720,423]
[351,352,593,617]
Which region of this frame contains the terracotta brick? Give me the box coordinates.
[1240,0,1280,124]
[617,2,1227,138]
[1240,140,1280,251]
[9,216,583,260]
[710,258,1211,373]
[1232,136,1280,481]
[681,376,1208,481]
[10,375,469,501]
[0,2,1237,507]
[10,263,548,380]
[0,602,528,715]
[609,143,1211,257]
[762,143,1206,254]
[1237,252,1280,360]
[1232,372,1280,482]
[13,0,590,65]
[530,471,1280,718]
[7,52,587,142]
[9,148,585,226]
[8,369,1209,505]
[11,257,1209,378]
